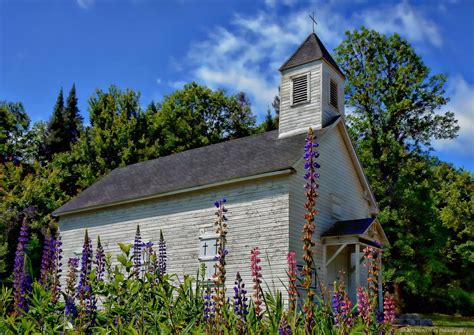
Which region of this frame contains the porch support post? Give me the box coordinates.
[378,252,383,311]
[322,244,327,288]
[355,243,360,290]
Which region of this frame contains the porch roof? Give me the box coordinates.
[321,218,389,246]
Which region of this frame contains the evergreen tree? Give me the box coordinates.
[45,88,67,158]
[264,107,277,131]
[63,84,83,145]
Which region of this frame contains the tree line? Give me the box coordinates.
[0,27,472,314]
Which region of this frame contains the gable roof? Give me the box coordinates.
[279,33,344,77]
[53,120,337,217]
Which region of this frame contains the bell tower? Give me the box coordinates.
[278,33,345,138]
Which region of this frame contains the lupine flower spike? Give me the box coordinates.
[357,286,372,328]
[13,215,30,314]
[383,292,396,324]
[250,247,263,318]
[233,272,248,323]
[332,274,354,333]
[158,230,167,276]
[302,127,320,332]
[278,313,292,335]
[65,257,79,319]
[212,198,228,325]
[287,251,298,312]
[77,230,96,331]
[39,229,53,286]
[133,225,142,277]
[95,236,105,282]
[203,286,216,333]
[50,231,63,303]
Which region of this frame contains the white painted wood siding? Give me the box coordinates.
[322,62,345,118]
[59,176,290,300]
[288,123,371,287]
[279,61,323,138]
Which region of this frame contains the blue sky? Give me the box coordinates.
[1,0,473,171]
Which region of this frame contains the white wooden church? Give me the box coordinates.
[54,32,389,304]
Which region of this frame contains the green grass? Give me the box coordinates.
[427,314,474,328]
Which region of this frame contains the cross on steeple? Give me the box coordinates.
[309,12,317,34]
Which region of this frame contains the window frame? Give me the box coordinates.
[198,232,220,281]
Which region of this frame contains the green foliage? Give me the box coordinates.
[0,236,391,334]
[0,101,30,164]
[335,27,472,314]
[0,82,260,286]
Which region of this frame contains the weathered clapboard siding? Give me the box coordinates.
[59,175,291,299]
[288,123,371,288]
[279,61,323,137]
[322,62,345,116]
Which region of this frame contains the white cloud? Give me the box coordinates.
[433,75,474,155]
[359,2,443,47]
[155,78,162,85]
[175,1,445,118]
[76,0,95,9]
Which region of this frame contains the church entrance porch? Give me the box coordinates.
[321,218,389,308]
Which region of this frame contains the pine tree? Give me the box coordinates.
[63,84,83,146]
[264,107,276,131]
[45,88,67,158]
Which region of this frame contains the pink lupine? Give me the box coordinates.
[250,247,263,318]
[383,292,396,324]
[357,287,372,327]
[287,251,298,311]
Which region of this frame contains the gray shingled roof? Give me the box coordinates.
[279,33,344,77]
[53,124,335,216]
[321,218,375,237]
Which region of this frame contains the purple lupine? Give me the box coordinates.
[39,230,53,285]
[13,216,30,313]
[332,285,353,330]
[84,285,97,331]
[278,314,292,335]
[78,230,93,303]
[233,272,248,320]
[94,236,105,282]
[50,233,63,303]
[133,225,142,276]
[203,287,215,321]
[158,230,167,276]
[65,257,79,319]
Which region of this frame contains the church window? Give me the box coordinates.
[330,78,338,109]
[291,73,310,105]
[199,232,219,280]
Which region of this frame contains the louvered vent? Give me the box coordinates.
[292,75,308,105]
[330,79,338,109]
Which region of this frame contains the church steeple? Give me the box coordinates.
[278,33,345,139]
